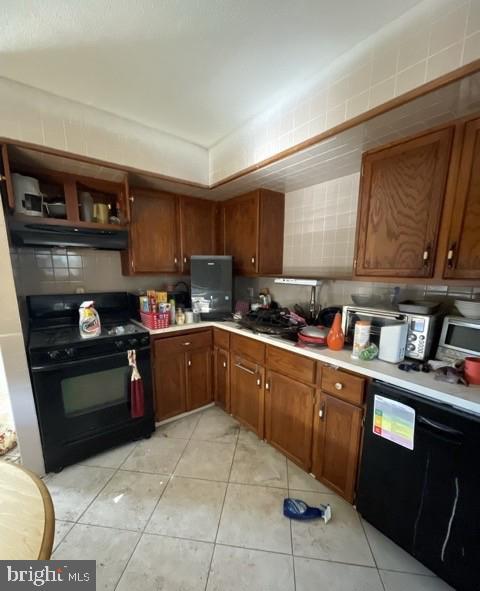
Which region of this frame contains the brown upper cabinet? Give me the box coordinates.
[1,144,130,228]
[219,189,285,275]
[354,126,454,278]
[442,116,480,280]
[178,195,216,274]
[123,188,180,274]
[123,190,217,275]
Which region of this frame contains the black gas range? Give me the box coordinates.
[27,292,154,473]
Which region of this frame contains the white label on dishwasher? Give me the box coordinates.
[373,395,415,450]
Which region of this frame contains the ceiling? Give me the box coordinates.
[0,0,422,148]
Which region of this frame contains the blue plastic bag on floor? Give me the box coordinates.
[283,498,332,523]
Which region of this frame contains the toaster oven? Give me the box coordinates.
[342,306,442,361]
[436,316,480,362]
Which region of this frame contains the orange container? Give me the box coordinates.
[464,356,480,385]
[327,312,345,351]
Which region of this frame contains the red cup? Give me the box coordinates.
[464,356,480,385]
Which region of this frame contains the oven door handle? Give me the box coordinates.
[31,346,150,372]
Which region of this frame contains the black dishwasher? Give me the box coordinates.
[356,381,480,591]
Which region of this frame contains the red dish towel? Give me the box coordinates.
[128,349,144,418]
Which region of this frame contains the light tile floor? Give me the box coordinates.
[46,406,454,591]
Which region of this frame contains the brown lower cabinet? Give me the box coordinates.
[153,345,187,420]
[214,347,230,411]
[186,348,213,411]
[311,391,363,503]
[265,370,315,471]
[230,353,265,437]
[153,328,366,504]
[153,331,213,421]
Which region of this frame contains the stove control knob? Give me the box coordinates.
[140,336,150,346]
[48,350,60,360]
[65,347,75,358]
[407,333,417,341]
[115,340,125,350]
[407,344,416,352]
[128,338,138,347]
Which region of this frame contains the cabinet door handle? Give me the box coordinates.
[235,362,255,375]
[174,257,178,265]
[447,242,456,268]
[187,359,192,367]
[319,403,326,420]
[223,361,227,368]
[256,377,262,387]
[265,381,270,390]
[183,342,191,346]
[183,256,188,264]
[422,244,431,266]
[251,256,255,265]
[334,382,343,391]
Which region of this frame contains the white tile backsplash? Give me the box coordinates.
[11,247,187,296]
[251,278,478,310]
[283,173,359,275]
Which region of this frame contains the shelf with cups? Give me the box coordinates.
[1,145,130,231]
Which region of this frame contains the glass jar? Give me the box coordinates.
[176,308,185,325]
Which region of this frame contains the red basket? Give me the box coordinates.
[140,311,170,330]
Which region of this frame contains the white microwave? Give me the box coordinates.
[436,316,480,362]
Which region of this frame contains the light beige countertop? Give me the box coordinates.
[0,463,55,559]
[138,319,480,415]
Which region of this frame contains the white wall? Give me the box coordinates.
[1,1,478,188]
[0,77,209,185]
[210,0,480,183]
[0,205,44,474]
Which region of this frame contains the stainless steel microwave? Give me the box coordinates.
[436,316,480,362]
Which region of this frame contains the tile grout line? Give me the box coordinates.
[359,518,386,591]
[112,412,204,591]
[203,415,241,591]
[286,459,297,591]
[50,439,142,552]
[65,440,141,526]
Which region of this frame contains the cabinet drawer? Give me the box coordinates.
[319,365,365,406]
[154,330,212,355]
[266,345,316,384]
[231,333,265,364]
[214,328,230,350]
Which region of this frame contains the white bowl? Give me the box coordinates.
[454,299,480,319]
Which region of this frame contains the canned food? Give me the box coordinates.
[352,320,370,359]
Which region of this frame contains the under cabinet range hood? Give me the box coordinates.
[8,218,128,250]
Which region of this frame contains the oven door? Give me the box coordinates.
[30,346,153,453]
